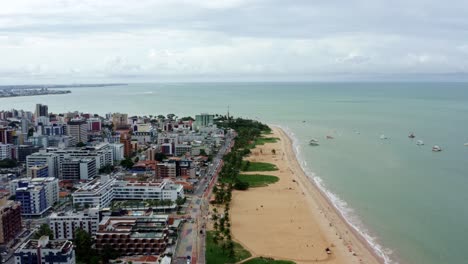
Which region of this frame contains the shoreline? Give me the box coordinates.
[230,126,386,264]
[276,126,389,264]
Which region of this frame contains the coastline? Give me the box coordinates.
[230,126,385,264]
[276,126,389,263]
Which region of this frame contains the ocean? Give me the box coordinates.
[1,82,468,264]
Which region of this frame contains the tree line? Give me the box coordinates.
[210,117,271,257]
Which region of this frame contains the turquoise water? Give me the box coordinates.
[2,82,468,263]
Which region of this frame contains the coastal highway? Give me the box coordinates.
[174,130,234,264]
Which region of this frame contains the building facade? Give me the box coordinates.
[26,152,59,178]
[66,120,88,144]
[61,158,97,181]
[0,143,13,160]
[49,208,99,240]
[0,199,22,244]
[95,215,170,255]
[72,176,184,208]
[14,236,75,264]
[10,178,59,216]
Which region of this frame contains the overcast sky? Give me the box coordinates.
[1,0,468,83]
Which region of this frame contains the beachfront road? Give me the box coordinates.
[174,132,233,264]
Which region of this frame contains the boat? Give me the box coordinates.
[432,145,442,152]
[380,134,388,140]
[408,132,415,139]
[464,143,468,146]
[326,135,334,139]
[309,139,319,146]
[416,140,424,146]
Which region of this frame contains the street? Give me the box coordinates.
[174,131,234,264]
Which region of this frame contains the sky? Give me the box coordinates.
[1,0,468,84]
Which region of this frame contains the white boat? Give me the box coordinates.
[416,140,424,146]
[380,134,388,140]
[464,143,468,146]
[309,139,319,146]
[432,145,442,152]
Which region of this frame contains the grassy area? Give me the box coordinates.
[242,161,278,172]
[249,137,279,148]
[206,231,252,264]
[243,257,295,264]
[237,174,279,187]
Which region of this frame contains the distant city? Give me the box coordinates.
[0,105,231,264]
[0,84,127,98]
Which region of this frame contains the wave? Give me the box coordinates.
[274,124,395,264]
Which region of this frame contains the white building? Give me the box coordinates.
[26,152,59,178]
[72,175,115,208]
[113,180,184,201]
[109,143,124,161]
[72,176,184,208]
[0,143,13,160]
[10,177,60,214]
[174,144,192,156]
[14,236,75,264]
[49,208,99,240]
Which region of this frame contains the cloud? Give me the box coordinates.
[1,0,468,83]
[336,53,371,65]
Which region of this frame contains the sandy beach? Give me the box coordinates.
[230,127,383,264]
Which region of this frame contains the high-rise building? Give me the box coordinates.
[66,120,88,144]
[0,126,15,144]
[0,198,22,245]
[35,104,48,118]
[21,118,29,134]
[14,236,76,264]
[109,143,124,161]
[18,145,41,162]
[49,208,99,240]
[120,133,132,158]
[26,152,59,178]
[10,177,59,216]
[86,118,102,132]
[194,113,214,129]
[0,143,13,160]
[61,158,97,181]
[112,113,128,130]
[29,165,49,178]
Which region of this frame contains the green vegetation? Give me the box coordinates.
[180,116,195,121]
[76,142,86,147]
[206,231,251,264]
[243,257,295,264]
[209,117,272,260]
[220,174,279,188]
[0,158,18,168]
[154,152,167,162]
[249,137,279,148]
[75,228,97,263]
[120,158,134,169]
[34,224,53,239]
[237,174,279,187]
[98,164,115,174]
[111,199,175,211]
[242,161,278,172]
